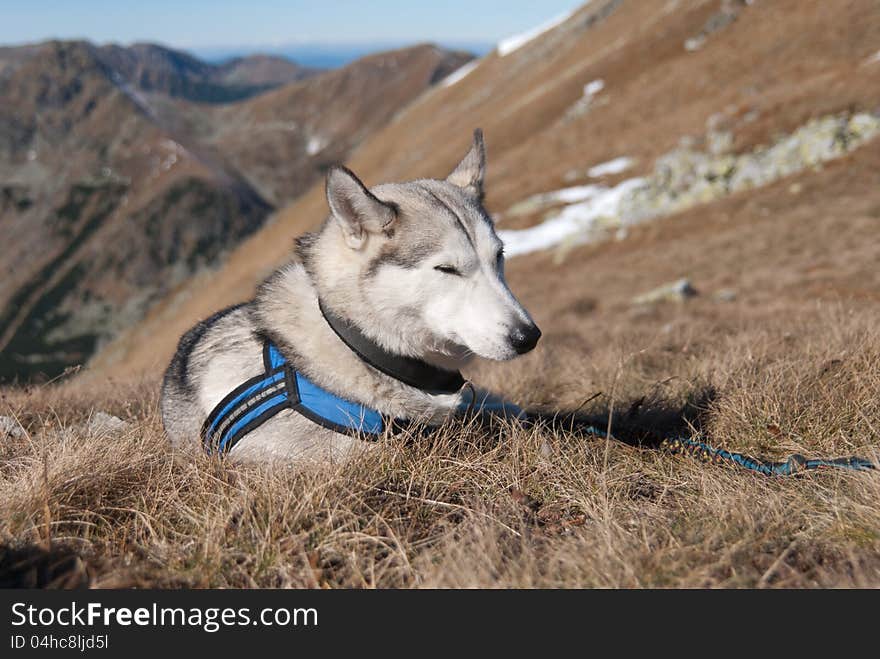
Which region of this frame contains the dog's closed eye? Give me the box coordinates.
[434,264,461,276]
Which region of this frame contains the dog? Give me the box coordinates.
[161,130,541,463]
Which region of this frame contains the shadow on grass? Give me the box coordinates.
[523,386,719,449]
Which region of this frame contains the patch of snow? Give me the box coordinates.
[566,79,605,118]
[505,185,603,217]
[865,49,880,65]
[441,60,480,87]
[306,136,327,156]
[497,6,582,56]
[684,36,705,52]
[583,79,605,96]
[499,177,646,257]
[588,156,633,178]
[544,185,603,204]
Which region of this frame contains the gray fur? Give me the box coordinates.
[161,131,539,465]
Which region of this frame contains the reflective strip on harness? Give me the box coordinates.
[205,371,286,437]
[218,392,290,452]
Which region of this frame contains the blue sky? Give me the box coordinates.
[1,1,583,51]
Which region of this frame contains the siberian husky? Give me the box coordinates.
[161,130,541,463]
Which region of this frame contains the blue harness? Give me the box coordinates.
[202,340,399,454]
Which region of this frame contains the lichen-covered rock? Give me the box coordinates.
[618,112,880,225]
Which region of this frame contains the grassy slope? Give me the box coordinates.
[1,308,879,587]
[2,0,880,587]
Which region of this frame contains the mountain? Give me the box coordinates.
[0,40,474,381]
[94,43,318,103]
[0,41,272,381]
[213,54,317,87]
[88,0,880,379]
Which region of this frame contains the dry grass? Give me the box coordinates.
[2,303,878,589]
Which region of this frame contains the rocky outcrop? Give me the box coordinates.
[618,113,880,224]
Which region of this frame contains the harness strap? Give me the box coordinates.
[202,340,405,455]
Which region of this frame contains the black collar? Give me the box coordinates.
[318,300,466,395]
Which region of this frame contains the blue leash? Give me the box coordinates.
[576,425,875,476]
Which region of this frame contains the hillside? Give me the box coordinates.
[92,0,880,379]
[0,40,273,382]
[0,41,471,382]
[214,54,317,87]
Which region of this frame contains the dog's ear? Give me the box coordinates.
[446,129,486,200]
[326,166,397,249]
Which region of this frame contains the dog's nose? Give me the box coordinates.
[508,322,542,355]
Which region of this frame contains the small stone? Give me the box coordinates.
[742,109,760,124]
[539,439,553,460]
[87,412,129,435]
[714,288,737,302]
[0,415,26,439]
[632,278,698,305]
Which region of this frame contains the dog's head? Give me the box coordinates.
[305,130,540,367]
